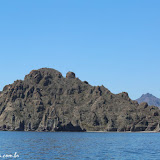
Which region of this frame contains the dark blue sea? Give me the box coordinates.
[0,132,160,160]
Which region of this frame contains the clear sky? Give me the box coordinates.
[0,0,160,100]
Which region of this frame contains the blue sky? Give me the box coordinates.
[0,0,160,99]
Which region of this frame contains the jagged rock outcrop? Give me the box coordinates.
[0,68,160,132]
[66,72,75,79]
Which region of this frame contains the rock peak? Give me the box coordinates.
[66,72,76,79]
[24,68,63,84]
[136,93,160,107]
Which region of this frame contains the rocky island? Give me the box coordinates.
[0,68,160,132]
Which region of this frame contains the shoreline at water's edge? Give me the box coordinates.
[0,130,159,133]
[86,131,160,133]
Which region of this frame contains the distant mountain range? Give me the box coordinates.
[136,93,160,107]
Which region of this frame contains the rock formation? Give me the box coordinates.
[0,68,160,132]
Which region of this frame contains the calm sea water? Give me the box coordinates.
[0,132,160,160]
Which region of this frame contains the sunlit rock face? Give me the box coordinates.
[0,68,160,132]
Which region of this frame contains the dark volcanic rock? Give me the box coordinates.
[136,93,160,108]
[0,68,160,132]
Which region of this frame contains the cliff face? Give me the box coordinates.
[0,68,160,132]
[136,93,160,108]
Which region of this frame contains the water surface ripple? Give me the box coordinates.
[0,132,160,160]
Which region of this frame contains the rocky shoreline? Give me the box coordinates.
[0,68,160,132]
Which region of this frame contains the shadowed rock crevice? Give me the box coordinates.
[55,122,86,132]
